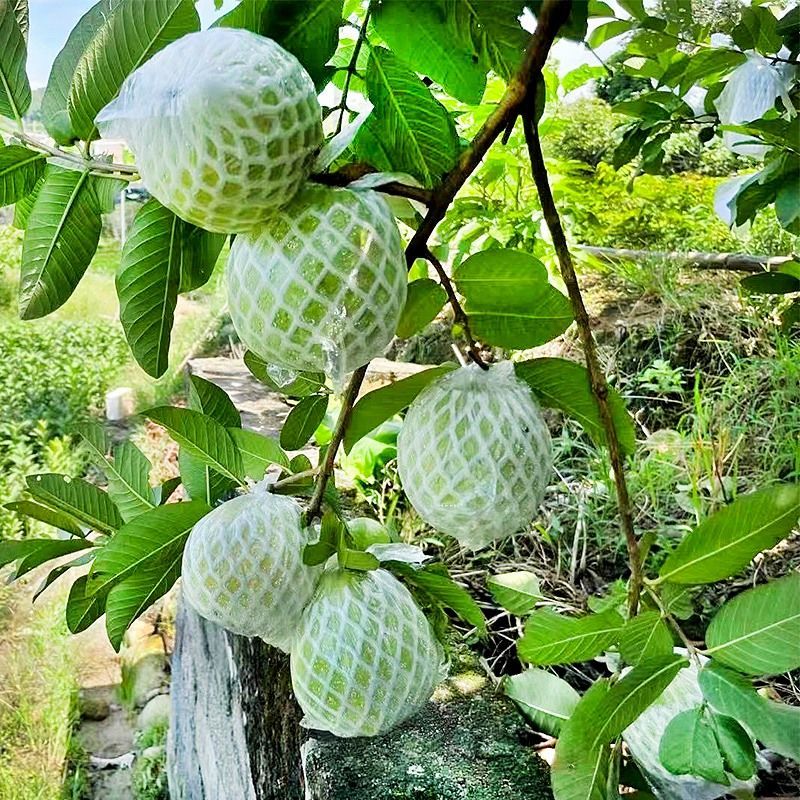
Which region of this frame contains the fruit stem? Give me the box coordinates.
[422,247,488,370]
[305,363,369,523]
[521,111,644,617]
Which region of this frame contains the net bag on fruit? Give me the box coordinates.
[226,184,407,382]
[96,28,323,233]
[291,567,446,737]
[714,52,796,158]
[397,362,553,551]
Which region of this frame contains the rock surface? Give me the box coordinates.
[137,692,171,733]
[302,671,553,800]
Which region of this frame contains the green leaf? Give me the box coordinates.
[704,573,800,676]
[280,394,328,450]
[338,548,380,572]
[303,510,342,566]
[372,0,488,104]
[88,499,210,597]
[0,145,45,207]
[344,364,457,453]
[487,571,543,616]
[178,449,235,504]
[699,662,800,761]
[515,357,635,456]
[79,424,154,523]
[243,350,326,397]
[347,517,390,550]
[0,0,31,121]
[587,19,631,48]
[19,165,104,319]
[68,0,200,141]
[658,484,800,585]
[229,428,289,480]
[551,680,614,800]
[0,538,93,572]
[453,249,573,349]
[387,561,486,634]
[361,47,460,188]
[66,574,108,633]
[11,538,95,580]
[619,611,673,666]
[658,706,728,784]
[26,473,122,535]
[218,0,343,88]
[154,476,181,505]
[517,608,624,666]
[4,499,85,536]
[188,375,241,428]
[118,199,224,378]
[710,713,756,781]
[503,668,580,736]
[562,64,606,93]
[740,270,800,295]
[41,0,114,144]
[592,654,688,746]
[396,279,448,339]
[12,171,42,229]
[145,406,245,484]
[104,535,184,650]
[33,552,96,603]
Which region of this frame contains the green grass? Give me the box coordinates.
[0,585,80,800]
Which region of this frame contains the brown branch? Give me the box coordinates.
[575,245,790,274]
[305,0,571,522]
[422,247,488,369]
[523,113,644,617]
[405,0,572,265]
[304,363,369,522]
[311,164,433,205]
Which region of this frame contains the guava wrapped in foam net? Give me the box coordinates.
[97,28,323,233]
[291,566,445,737]
[181,487,320,651]
[225,184,407,380]
[397,362,553,550]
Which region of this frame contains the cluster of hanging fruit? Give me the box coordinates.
[98,27,554,737]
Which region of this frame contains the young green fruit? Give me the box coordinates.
[226,184,407,380]
[181,488,320,650]
[96,28,323,233]
[397,362,553,550]
[291,566,445,737]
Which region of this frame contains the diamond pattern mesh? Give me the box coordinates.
[226,185,407,380]
[181,490,320,651]
[96,29,323,233]
[291,567,445,737]
[397,363,553,551]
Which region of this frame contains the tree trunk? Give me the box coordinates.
[167,595,304,799]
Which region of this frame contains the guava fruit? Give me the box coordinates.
[397,362,553,550]
[290,566,445,737]
[96,28,323,233]
[225,184,407,380]
[181,487,320,650]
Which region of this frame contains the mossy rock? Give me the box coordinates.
[302,671,553,800]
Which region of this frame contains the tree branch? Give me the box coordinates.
[305,0,571,522]
[405,0,573,264]
[304,363,369,522]
[336,6,371,135]
[523,113,644,616]
[311,163,433,205]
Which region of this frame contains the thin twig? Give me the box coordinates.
[4,127,139,179]
[271,468,320,490]
[423,247,488,369]
[304,363,369,522]
[336,7,371,135]
[522,112,644,616]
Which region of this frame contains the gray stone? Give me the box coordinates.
[137,693,171,733]
[79,687,111,721]
[142,745,166,761]
[302,671,553,800]
[123,650,168,708]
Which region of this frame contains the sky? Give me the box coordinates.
[27,0,595,90]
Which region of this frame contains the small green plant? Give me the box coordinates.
[638,359,685,396]
[132,722,169,800]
